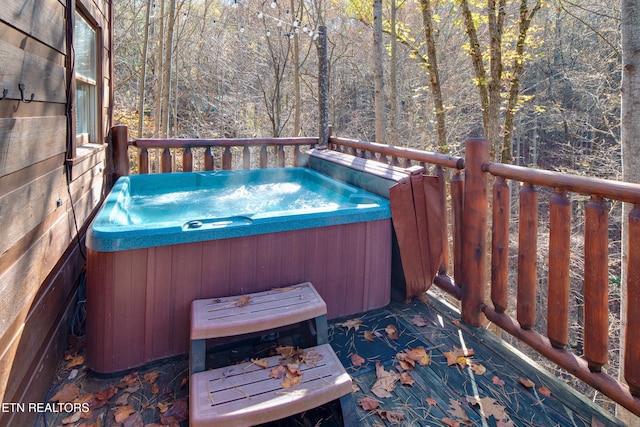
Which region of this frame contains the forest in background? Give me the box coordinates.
[112,0,628,413]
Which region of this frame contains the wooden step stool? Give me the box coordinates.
[189,282,356,426]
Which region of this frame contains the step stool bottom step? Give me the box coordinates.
[190,343,353,427]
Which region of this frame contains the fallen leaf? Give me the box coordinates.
[115,393,130,406]
[350,353,366,367]
[364,330,375,342]
[113,405,136,423]
[399,372,414,386]
[519,377,535,388]
[123,411,144,427]
[143,371,160,384]
[235,295,251,307]
[466,395,509,422]
[442,418,462,427]
[65,354,85,369]
[371,361,400,398]
[121,372,140,387]
[339,318,363,332]
[61,411,82,424]
[301,349,323,367]
[376,409,405,424]
[157,401,170,413]
[269,366,287,379]
[405,347,430,366]
[444,346,472,368]
[358,396,380,411]
[410,315,428,327]
[396,353,415,371]
[538,386,552,397]
[385,324,399,340]
[251,358,269,369]
[275,346,301,359]
[282,371,302,388]
[151,382,160,395]
[93,386,117,402]
[448,399,472,425]
[469,361,486,375]
[492,376,505,386]
[426,397,438,406]
[180,377,189,388]
[160,399,188,426]
[50,384,81,403]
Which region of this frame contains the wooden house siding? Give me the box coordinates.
[0,0,112,425]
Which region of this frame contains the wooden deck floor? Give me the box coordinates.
[41,293,625,427]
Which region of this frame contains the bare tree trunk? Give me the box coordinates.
[390,0,398,146]
[137,0,152,138]
[160,0,177,138]
[292,0,301,136]
[619,0,640,424]
[373,0,386,144]
[419,0,447,153]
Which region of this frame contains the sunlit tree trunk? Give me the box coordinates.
[619,0,640,423]
[137,0,151,138]
[160,0,177,138]
[373,0,386,144]
[390,0,398,146]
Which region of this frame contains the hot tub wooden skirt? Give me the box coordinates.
[86,219,391,373]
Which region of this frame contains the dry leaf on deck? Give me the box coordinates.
[251,358,270,369]
[410,315,429,327]
[396,352,416,371]
[65,354,84,369]
[376,409,405,424]
[61,411,82,425]
[442,417,462,427]
[538,386,552,396]
[339,318,363,332]
[426,397,438,406]
[371,361,400,398]
[160,399,189,426]
[364,330,375,342]
[235,295,251,307]
[444,346,472,368]
[275,345,301,359]
[466,395,509,421]
[282,370,303,388]
[143,371,160,384]
[492,375,505,386]
[469,361,486,375]
[50,383,81,403]
[405,347,430,366]
[519,377,535,388]
[358,396,380,411]
[122,411,144,427]
[399,372,414,386]
[113,405,137,423]
[385,324,399,340]
[350,353,366,367]
[448,398,472,425]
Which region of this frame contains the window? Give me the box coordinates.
[75,12,97,145]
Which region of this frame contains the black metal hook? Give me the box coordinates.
[18,83,34,103]
[0,88,7,101]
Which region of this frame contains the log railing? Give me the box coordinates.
[460,137,640,416]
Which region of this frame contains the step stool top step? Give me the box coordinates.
[191,282,327,340]
[190,343,352,427]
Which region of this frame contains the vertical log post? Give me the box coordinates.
[204,147,214,171]
[161,148,172,173]
[625,205,640,396]
[317,25,329,148]
[259,145,268,168]
[139,148,149,174]
[491,177,510,313]
[222,147,232,170]
[183,147,193,172]
[451,170,464,290]
[112,125,129,181]
[517,183,538,330]
[435,166,449,275]
[461,138,489,326]
[584,195,609,372]
[547,190,571,348]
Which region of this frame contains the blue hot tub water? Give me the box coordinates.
[87,168,390,252]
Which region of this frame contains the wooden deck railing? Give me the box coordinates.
[110,125,640,416]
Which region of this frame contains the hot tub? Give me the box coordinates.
[86,168,392,373]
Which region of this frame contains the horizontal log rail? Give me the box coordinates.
[463,138,640,416]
